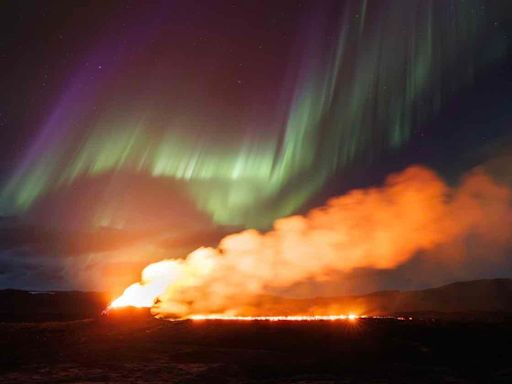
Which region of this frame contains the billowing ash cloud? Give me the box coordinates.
[112,166,511,317]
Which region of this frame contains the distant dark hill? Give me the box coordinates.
[376,278,512,313]
[244,278,512,318]
[1,278,511,322]
[0,290,108,322]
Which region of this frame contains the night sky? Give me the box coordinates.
[1,0,512,294]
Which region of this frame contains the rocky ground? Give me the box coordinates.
[0,312,511,383]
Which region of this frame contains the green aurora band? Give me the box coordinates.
[0,1,506,228]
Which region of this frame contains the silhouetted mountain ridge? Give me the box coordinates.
[243,278,512,317]
[0,289,108,322]
[1,278,511,322]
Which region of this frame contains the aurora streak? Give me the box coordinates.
[0,0,506,228]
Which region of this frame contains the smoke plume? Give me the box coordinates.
[111,165,512,317]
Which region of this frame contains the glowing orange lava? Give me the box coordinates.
[188,314,360,321]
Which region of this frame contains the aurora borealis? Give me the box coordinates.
[0,0,507,229]
[1,0,512,293]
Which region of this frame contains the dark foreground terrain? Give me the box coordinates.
[1,313,511,383]
[1,279,512,383]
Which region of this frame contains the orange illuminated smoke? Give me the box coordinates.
[109,166,511,319]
